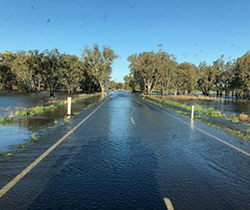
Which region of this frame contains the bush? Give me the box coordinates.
[206,107,222,117]
[239,113,249,122]
[0,116,14,125]
[232,117,240,123]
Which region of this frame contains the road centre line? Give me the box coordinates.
[133,98,250,158]
[130,117,135,124]
[0,100,106,199]
[164,198,174,210]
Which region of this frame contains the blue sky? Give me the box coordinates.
[1,0,250,82]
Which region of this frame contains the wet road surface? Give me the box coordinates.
[1,91,250,209]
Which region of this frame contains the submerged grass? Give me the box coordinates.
[5,153,14,157]
[0,93,100,126]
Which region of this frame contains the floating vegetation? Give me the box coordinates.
[18,144,26,148]
[31,133,38,141]
[5,153,14,157]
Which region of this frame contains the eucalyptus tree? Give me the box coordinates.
[60,54,81,93]
[178,62,199,95]
[0,51,16,89]
[128,51,162,95]
[157,53,177,95]
[213,55,226,96]
[197,61,216,95]
[123,74,136,92]
[11,50,43,93]
[42,49,65,97]
[235,52,250,97]
[170,64,184,96]
[82,44,118,94]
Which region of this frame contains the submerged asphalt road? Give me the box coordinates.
[1,91,250,209]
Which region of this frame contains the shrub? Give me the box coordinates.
[232,117,240,123]
[31,133,38,140]
[0,116,14,125]
[239,113,249,122]
[206,107,222,117]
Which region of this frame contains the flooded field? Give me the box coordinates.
[174,98,250,116]
[0,90,81,117]
[0,91,102,153]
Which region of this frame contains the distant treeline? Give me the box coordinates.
[0,44,117,96]
[124,47,250,98]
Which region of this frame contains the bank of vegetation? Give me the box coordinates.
[0,44,117,96]
[124,45,250,99]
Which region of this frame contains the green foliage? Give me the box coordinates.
[0,46,117,95]
[125,47,250,98]
[6,153,14,157]
[232,118,240,123]
[58,101,65,106]
[0,116,14,125]
[206,107,222,117]
[31,133,38,141]
[82,44,118,94]
[18,144,26,148]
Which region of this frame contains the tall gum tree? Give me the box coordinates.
[128,51,162,95]
[60,54,81,93]
[82,44,118,94]
[43,49,65,97]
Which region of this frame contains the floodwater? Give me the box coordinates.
[0,91,102,153]
[174,98,250,116]
[0,90,80,117]
[1,91,250,209]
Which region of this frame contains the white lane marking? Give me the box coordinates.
[135,98,250,158]
[164,198,174,210]
[131,107,136,114]
[130,117,135,124]
[0,100,106,199]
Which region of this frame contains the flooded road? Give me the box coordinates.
[0,91,250,209]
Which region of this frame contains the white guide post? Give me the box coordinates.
[67,97,72,116]
[191,105,194,120]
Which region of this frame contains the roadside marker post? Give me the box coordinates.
[67,97,72,116]
[191,105,194,120]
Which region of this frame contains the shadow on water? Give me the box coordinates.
[0,95,102,153]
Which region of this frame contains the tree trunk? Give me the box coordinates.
[148,88,152,95]
[100,84,105,94]
[49,86,54,97]
[174,89,177,96]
